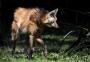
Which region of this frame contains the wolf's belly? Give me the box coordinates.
[18,27,27,34]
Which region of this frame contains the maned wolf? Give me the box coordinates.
[11,7,59,59]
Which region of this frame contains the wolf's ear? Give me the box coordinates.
[48,8,58,16]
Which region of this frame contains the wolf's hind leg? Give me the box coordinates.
[11,21,18,54]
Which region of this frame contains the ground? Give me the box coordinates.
[0,33,90,62]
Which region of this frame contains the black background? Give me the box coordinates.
[1,0,90,37]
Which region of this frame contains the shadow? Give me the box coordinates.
[43,38,76,54]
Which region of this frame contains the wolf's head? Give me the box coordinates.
[43,8,59,28]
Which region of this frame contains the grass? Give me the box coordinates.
[0,34,90,62]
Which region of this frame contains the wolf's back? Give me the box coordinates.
[14,7,41,22]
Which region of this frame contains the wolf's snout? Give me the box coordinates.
[52,22,59,28]
[55,24,59,28]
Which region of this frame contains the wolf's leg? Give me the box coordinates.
[11,21,18,54]
[28,35,34,59]
[36,36,48,57]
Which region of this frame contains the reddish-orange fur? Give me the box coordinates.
[11,7,59,59]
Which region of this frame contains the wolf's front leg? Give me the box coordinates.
[36,37,48,57]
[28,35,34,59]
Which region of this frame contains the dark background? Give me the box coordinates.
[1,0,90,40]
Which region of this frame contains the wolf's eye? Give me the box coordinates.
[51,21,54,23]
[49,21,54,24]
[50,13,54,17]
[50,15,54,17]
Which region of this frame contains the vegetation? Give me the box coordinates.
[0,34,90,62]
